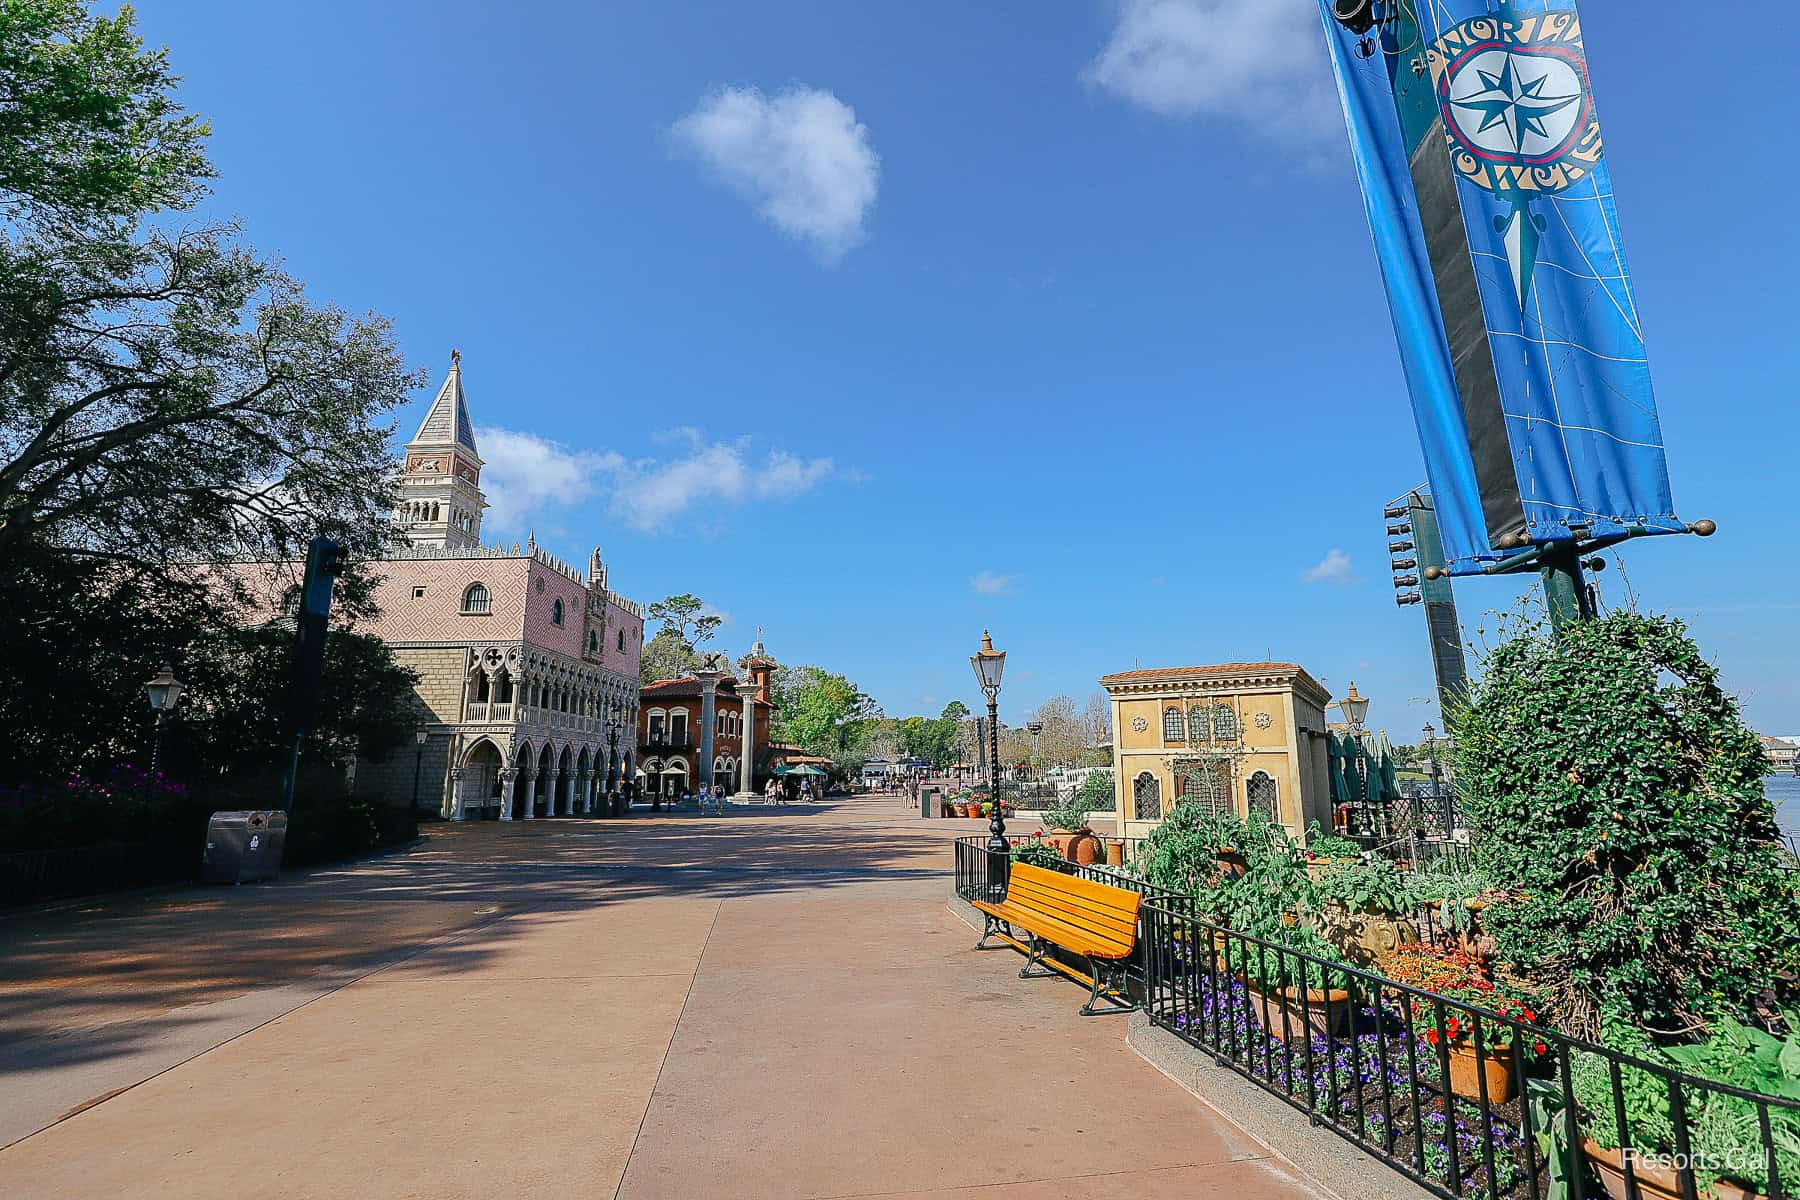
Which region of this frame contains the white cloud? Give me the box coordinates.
[474,427,623,534]
[1083,0,1337,144]
[473,427,833,535]
[672,84,880,261]
[610,433,835,531]
[971,570,1015,596]
[1302,548,1358,585]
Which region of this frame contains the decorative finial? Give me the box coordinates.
[450,348,461,367]
[526,529,535,550]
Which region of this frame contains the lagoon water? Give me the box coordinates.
[1770,773,1800,845]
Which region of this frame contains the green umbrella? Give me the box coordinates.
[1371,731,1401,805]
[1327,732,1355,804]
[778,764,829,777]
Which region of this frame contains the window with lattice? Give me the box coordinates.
[1162,707,1185,742]
[1188,705,1208,744]
[1214,704,1239,741]
[1180,762,1231,816]
[1132,772,1162,821]
[1247,770,1279,822]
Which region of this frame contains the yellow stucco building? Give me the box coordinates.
[1100,662,1333,840]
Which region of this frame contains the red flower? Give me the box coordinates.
[1533,1041,1549,1056]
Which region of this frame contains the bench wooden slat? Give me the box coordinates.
[976,863,1141,959]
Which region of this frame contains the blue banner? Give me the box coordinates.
[1318,0,1683,575]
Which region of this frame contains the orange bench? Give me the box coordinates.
[973,861,1142,1015]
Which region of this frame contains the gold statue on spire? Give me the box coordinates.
[450,348,461,366]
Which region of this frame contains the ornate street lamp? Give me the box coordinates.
[606,706,623,817]
[1339,681,1370,732]
[969,631,1007,859]
[143,664,185,773]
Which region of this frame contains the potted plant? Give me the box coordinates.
[1316,855,1419,967]
[1012,839,1067,871]
[1303,822,1366,880]
[1386,943,1545,1102]
[1038,795,1101,865]
[1404,862,1493,955]
[1569,1016,1800,1200]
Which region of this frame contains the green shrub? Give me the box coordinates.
[1012,840,1066,870]
[1076,770,1113,812]
[1455,610,1799,1039]
[1316,855,1410,915]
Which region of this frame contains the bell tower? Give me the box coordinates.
[398,350,486,549]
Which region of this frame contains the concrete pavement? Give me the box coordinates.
[0,793,1328,1199]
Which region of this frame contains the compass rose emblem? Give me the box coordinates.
[1426,5,1602,306]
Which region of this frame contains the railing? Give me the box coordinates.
[954,836,1798,1200]
[0,840,198,907]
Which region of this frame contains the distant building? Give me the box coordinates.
[1762,736,1799,771]
[348,355,645,820]
[637,639,779,798]
[1099,662,1333,839]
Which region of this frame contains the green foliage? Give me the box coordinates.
[1663,1015,1800,1193]
[644,594,720,649]
[1316,855,1410,915]
[639,627,701,685]
[0,0,212,234]
[1038,792,1095,833]
[1133,802,1251,902]
[1405,861,1492,935]
[1012,840,1066,870]
[1077,770,1113,812]
[770,665,880,753]
[1455,610,1799,1039]
[1303,820,1362,859]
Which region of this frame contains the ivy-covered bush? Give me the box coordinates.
[1454,610,1799,1040]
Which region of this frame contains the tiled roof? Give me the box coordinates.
[1100,662,1302,685]
[642,676,767,704]
[409,358,480,458]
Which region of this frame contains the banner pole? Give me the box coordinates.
[1539,544,1593,634]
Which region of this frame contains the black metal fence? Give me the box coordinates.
[954,836,1799,1200]
[0,840,198,908]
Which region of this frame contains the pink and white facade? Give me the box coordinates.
[351,356,645,820]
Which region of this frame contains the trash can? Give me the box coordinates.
[204,810,288,885]
[920,787,938,819]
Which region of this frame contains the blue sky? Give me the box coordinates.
[135,0,1796,735]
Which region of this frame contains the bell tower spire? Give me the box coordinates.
[397,350,487,549]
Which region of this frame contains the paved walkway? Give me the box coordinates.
[0,793,1326,1199]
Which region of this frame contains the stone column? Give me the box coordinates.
[521,768,537,819]
[544,768,561,816]
[447,768,468,822]
[696,664,722,799]
[580,769,595,814]
[497,767,518,821]
[735,687,758,800]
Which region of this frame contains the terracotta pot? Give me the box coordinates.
[1244,981,1354,1042]
[1041,832,1071,857]
[1445,1042,1517,1103]
[1060,828,1101,866]
[1581,1139,1766,1200]
[1216,848,1249,879]
[1104,838,1126,867]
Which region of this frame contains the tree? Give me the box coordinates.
[1456,611,1799,1040]
[644,594,721,649]
[640,594,722,684]
[771,666,881,752]
[639,627,700,685]
[0,4,415,785]
[0,0,212,236]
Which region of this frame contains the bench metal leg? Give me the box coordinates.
[1078,958,1137,1017]
[974,914,1011,950]
[1018,936,1058,980]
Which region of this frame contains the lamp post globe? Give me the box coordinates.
[143,664,185,773]
[1339,681,1370,732]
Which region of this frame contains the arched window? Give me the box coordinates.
[1188,705,1208,744]
[1214,704,1239,741]
[588,629,599,654]
[551,598,564,626]
[1181,764,1229,816]
[671,710,688,744]
[1247,771,1279,822]
[617,629,626,651]
[1133,772,1162,821]
[1162,707,1185,742]
[461,583,490,614]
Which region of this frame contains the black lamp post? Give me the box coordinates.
[970,631,1007,859]
[411,726,428,832]
[1423,721,1448,839]
[607,709,622,817]
[143,664,185,774]
[1337,681,1374,836]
